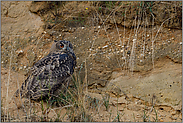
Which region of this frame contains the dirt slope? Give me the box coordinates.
[1,1,182,122]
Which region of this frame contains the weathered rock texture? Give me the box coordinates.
[1,1,182,122]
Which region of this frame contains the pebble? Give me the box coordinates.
[17,50,23,54]
[136,114,141,118]
[19,67,23,70]
[140,54,144,57]
[127,51,131,54]
[159,119,164,122]
[133,39,136,42]
[171,111,176,115]
[102,45,108,49]
[179,42,182,45]
[122,57,126,59]
[170,116,177,120]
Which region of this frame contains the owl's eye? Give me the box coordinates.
[60,44,64,48]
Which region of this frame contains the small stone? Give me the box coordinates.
[180,42,182,45]
[170,116,177,120]
[82,27,85,29]
[127,51,131,54]
[24,66,26,69]
[16,50,24,54]
[19,67,23,70]
[171,111,176,115]
[159,119,164,122]
[98,26,101,28]
[102,45,108,49]
[133,39,136,42]
[179,114,182,119]
[122,57,126,59]
[136,114,141,118]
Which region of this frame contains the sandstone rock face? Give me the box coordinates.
[107,59,182,108]
[1,1,45,71]
[1,2,182,122]
[1,1,44,40]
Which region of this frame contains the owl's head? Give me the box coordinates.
[50,40,74,53]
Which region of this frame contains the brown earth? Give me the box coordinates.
[1,1,182,122]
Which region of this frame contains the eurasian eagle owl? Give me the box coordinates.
[14,40,76,105]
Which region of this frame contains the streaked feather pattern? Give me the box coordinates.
[14,40,76,100]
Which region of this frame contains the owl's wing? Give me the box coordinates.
[31,53,76,77]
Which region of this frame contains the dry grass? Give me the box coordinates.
[1,1,182,122]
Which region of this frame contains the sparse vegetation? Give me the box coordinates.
[1,1,182,122]
[101,93,110,111]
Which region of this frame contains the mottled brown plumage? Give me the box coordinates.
[14,40,76,105]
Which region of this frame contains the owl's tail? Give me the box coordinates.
[11,76,31,109]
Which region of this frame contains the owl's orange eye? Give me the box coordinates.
[60,44,64,48]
